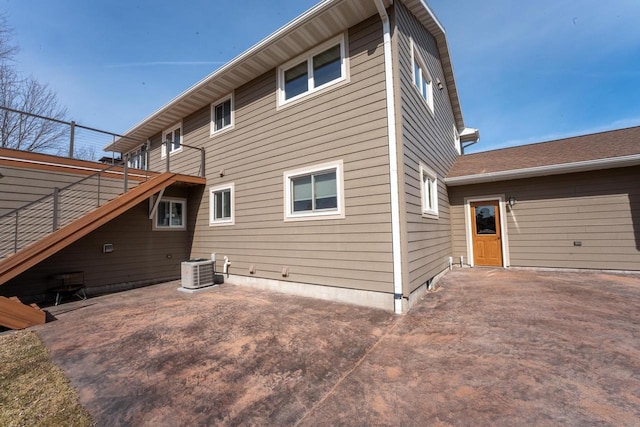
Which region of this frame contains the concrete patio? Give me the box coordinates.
[34,268,640,426]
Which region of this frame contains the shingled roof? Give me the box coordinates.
[445,126,640,185]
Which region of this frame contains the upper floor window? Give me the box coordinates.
[278,34,347,106]
[161,123,182,158]
[211,94,234,136]
[284,160,345,221]
[209,183,234,226]
[411,40,434,114]
[127,144,148,170]
[420,163,439,218]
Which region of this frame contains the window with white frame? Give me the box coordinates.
[278,34,347,105]
[153,197,186,230]
[420,163,439,217]
[454,125,461,154]
[211,94,234,135]
[412,40,434,113]
[127,144,148,170]
[161,123,182,158]
[284,160,344,221]
[209,183,234,226]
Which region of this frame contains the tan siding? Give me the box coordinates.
[448,166,640,271]
[395,1,459,293]
[169,16,395,295]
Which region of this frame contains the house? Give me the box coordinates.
[99,0,478,314]
[1,0,638,314]
[446,126,640,271]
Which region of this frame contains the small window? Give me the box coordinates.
[161,123,182,158]
[278,34,347,105]
[454,126,461,154]
[411,40,434,114]
[153,198,186,230]
[284,160,344,221]
[211,94,234,135]
[209,184,234,226]
[420,163,438,217]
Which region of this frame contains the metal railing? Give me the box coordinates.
[0,164,146,259]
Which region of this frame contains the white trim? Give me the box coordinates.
[160,121,183,159]
[463,195,509,268]
[283,160,345,222]
[410,37,434,115]
[210,92,235,137]
[374,0,404,314]
[277,33,348,107]
[445,154,640,186]
[209,183,235,226]
[151,196,187,231]
[419,162,439,218]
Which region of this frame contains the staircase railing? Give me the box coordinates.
[0,165,148,259]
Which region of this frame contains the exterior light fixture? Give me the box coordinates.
[508,196,517,207]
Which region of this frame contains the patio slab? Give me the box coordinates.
[34,268,640,426]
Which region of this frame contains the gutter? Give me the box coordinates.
[373,0,403,314]
[445,154,640,186]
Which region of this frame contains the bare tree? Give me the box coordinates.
[0,15,68,153]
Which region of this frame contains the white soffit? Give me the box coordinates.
[108,0,392,153]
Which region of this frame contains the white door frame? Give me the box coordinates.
[464,194,510,267]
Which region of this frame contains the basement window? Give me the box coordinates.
[153,197,186,230]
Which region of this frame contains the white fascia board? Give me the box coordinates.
[418,0,445,34]
[444,154,640,186]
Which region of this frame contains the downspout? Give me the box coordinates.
[373,0,403,314]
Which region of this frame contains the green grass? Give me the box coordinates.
[0,331,93,427]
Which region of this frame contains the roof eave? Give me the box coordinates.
[444,154,640,186]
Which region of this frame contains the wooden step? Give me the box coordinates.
[0,296,46,329]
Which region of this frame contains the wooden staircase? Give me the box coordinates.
[0,172,205,286]
[0,296,46,329]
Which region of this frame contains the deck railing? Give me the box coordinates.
[0,165,148,259]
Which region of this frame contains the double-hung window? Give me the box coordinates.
[420,163,439,217]
[153,197,186,230]
[411,40,434,114]
[284,160,344,221]
[211,94,234,135]
[209,184,234,226]
[278,34,347,105]
[161,123,182,158]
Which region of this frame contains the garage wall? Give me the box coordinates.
[449,166,640,271]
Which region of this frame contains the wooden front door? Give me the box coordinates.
[471,201,503,267]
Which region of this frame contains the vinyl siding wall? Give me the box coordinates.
[395,1,459,294]
[146,16,395,294]
[2,186,200,302]
[449,166,640,271]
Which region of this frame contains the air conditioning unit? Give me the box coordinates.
[181,259,216,289]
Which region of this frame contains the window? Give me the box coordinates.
[420,163,438,217]
[153,198,186,230]
[411,40,434,113]
[454,125,461,154]
[209,183,234,226]
[161,123,182,158]
[278,34,347,105]
[284,160,344,221]
[127,144,148,170]
[211,94,234,136]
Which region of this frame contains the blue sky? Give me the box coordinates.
[3,0,640,154]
